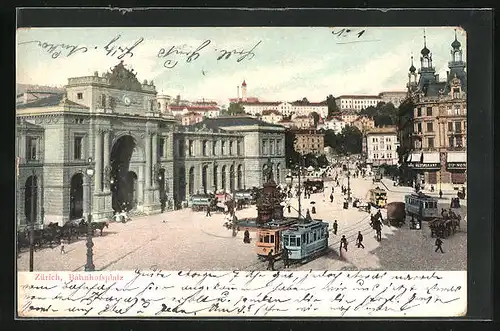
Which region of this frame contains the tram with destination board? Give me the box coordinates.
[404,192,439,221]
[281,220,329,262]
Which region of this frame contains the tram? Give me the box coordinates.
[281,220,329,261]
[256,218,299,258]
[368,187,387,208]
[404,192,439,221]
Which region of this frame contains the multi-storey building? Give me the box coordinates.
[260,109,283,125]
[291,114,315,129]
[293,129,325,155]
[378,91,407,108]
[335,95,381,111]
[317,117,347,134]
[231,81,327,117]
[352,116,376,133]
[405,31,467,190]
[180,112,204,126]
[365,126,399,166]
[15,62,285,228]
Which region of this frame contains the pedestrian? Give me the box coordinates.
[287,205,291,213]
[340,235,348,252]
[431,185,435,192]
[305,209,312,220]
[439,189,443,199]
[333,220,338,235]
[330,193,334,203]
[206,205,211,217]
[60,243,66,254]
[282,246,289,268]
[243,230,250,244]
[356,231,365,249]
[435,237,444,253]
[311,205,316,214]
[267,250,275,271]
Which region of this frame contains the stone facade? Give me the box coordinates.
[405,32,467,190]
[16,62,286,227]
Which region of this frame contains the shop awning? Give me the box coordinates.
[423,152,440,164]
[447,151,467,170]
[408,152,422,163]
[447,152,467,163]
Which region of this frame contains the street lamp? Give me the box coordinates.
[85,157,95,272]
[347,170,352,203]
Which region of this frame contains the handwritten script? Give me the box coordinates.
[18,270,467,317]
[18,35,262,69]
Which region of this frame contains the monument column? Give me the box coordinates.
[94,129,103,192]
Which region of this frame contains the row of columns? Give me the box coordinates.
[93,129,112,193]
[185,164,244,194]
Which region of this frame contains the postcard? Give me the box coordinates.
[16,22,468,318]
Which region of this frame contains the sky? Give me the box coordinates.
[16,27,466,106]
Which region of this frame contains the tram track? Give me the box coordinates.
[237,212,377,271]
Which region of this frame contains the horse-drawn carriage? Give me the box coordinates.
[233,189,256,209]
[303,179,325,193]
[16,219,109,252]
[429,215,461,238]
[189,194,217,212]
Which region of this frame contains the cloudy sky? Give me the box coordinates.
[16,27,465,106]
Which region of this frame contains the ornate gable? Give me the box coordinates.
[104,60,143,92]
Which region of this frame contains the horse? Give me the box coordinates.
[91,221,109,236]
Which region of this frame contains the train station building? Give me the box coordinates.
[405,31,467,191]
[16,61,285,228]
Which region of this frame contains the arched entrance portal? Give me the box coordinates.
[110,135,137,212]
[24,175,38,223]
[70,173,84,219]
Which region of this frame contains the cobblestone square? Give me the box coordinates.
[17,174,467,272]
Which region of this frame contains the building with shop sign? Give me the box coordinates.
[405,31,467,190]
[365,126,399,166]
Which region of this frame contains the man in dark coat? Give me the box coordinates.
[287,205,291,213]
[333,220,338,235]
[330,193,334,203]
[206,204,211,217]
[282,246,290,268]
[243,229,250,244]
[439,189,443,199]
[435,237,444,253]
[356,231,365,249]
[267,250,275,271]
[340,235,348,252]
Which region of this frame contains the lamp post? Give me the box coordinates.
[85,157,95,272]
[347,170,351,203]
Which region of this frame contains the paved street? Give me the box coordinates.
[17,173,467,272]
